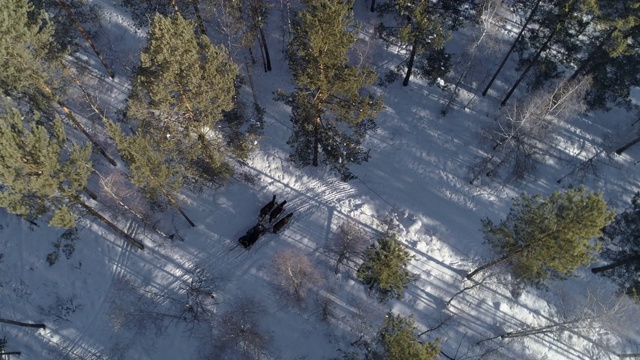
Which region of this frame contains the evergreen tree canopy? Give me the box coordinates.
[106,120,181,204]
[593,192,640,297]
[376,0,450,85]
[125,12,240,185]
[511,0,609,95]
[207,0,272,65]
[468,187,614,287]
[370,312,440,360]
[0,105,91,228]
[579,0,640,109]
[280,0,383,180]
[377,0,448,51]
[507,0,640,109]
[0,0,65,109]
[357,233,415,301]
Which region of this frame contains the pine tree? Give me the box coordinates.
[105,121,179,204]
[125,13,240,186]
[466,188,614,287]
[376,0,449,86]
[0,105,91,228]
[278,0,383,180]
[369,312,440,360]
[0,0,64,109]
[1,0,116,166]
[357,233,415,301]
[592,192,640,298]
[574,0,640,109]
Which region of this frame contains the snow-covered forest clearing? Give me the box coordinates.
[1,0,640,359]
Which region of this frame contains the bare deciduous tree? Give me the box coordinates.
[179,268,218,326]
[212,298,270,360]
[271,249,323,306]
[108,277,172,338]
[326,220,368,274]
[479,288,638,358]
[95,169,174,240]
[472,77,591,183]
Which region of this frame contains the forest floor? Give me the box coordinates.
[1,1,639,359]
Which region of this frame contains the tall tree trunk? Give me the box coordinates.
[500,321,575,339]
[163,189,196,227]
[591,255,640,274]
[482,0,541,96]
[192,1,207,35]
[501,25,558,107]
[56,0,115,79]
[402,39,418,86]
[259,27,272,72]
[169,0,179,14]
[256,31,268,73]
[370,0,376,12]
[441,62,474,116]
[313,116,321,166]
[36,77,118,166]
[466,248,525,280]
[252,0,272,72]
[615,135,640,155]
[72,196,145,249]
[55,100,118,166]
[0,318,45,329]
[83,187,98,200]
[466,253,512,279]
[281,0,292,53]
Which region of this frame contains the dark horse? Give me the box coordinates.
[269,200,287,223]
[272,212,293,233]
[259,195,277,219]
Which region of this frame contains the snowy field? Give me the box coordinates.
[1,0,640,359]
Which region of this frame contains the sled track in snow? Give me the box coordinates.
[211,200,322,266]
[208,174,356,271]
[47,221,140,360]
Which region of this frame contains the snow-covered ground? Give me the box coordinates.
[1,1,639,359]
